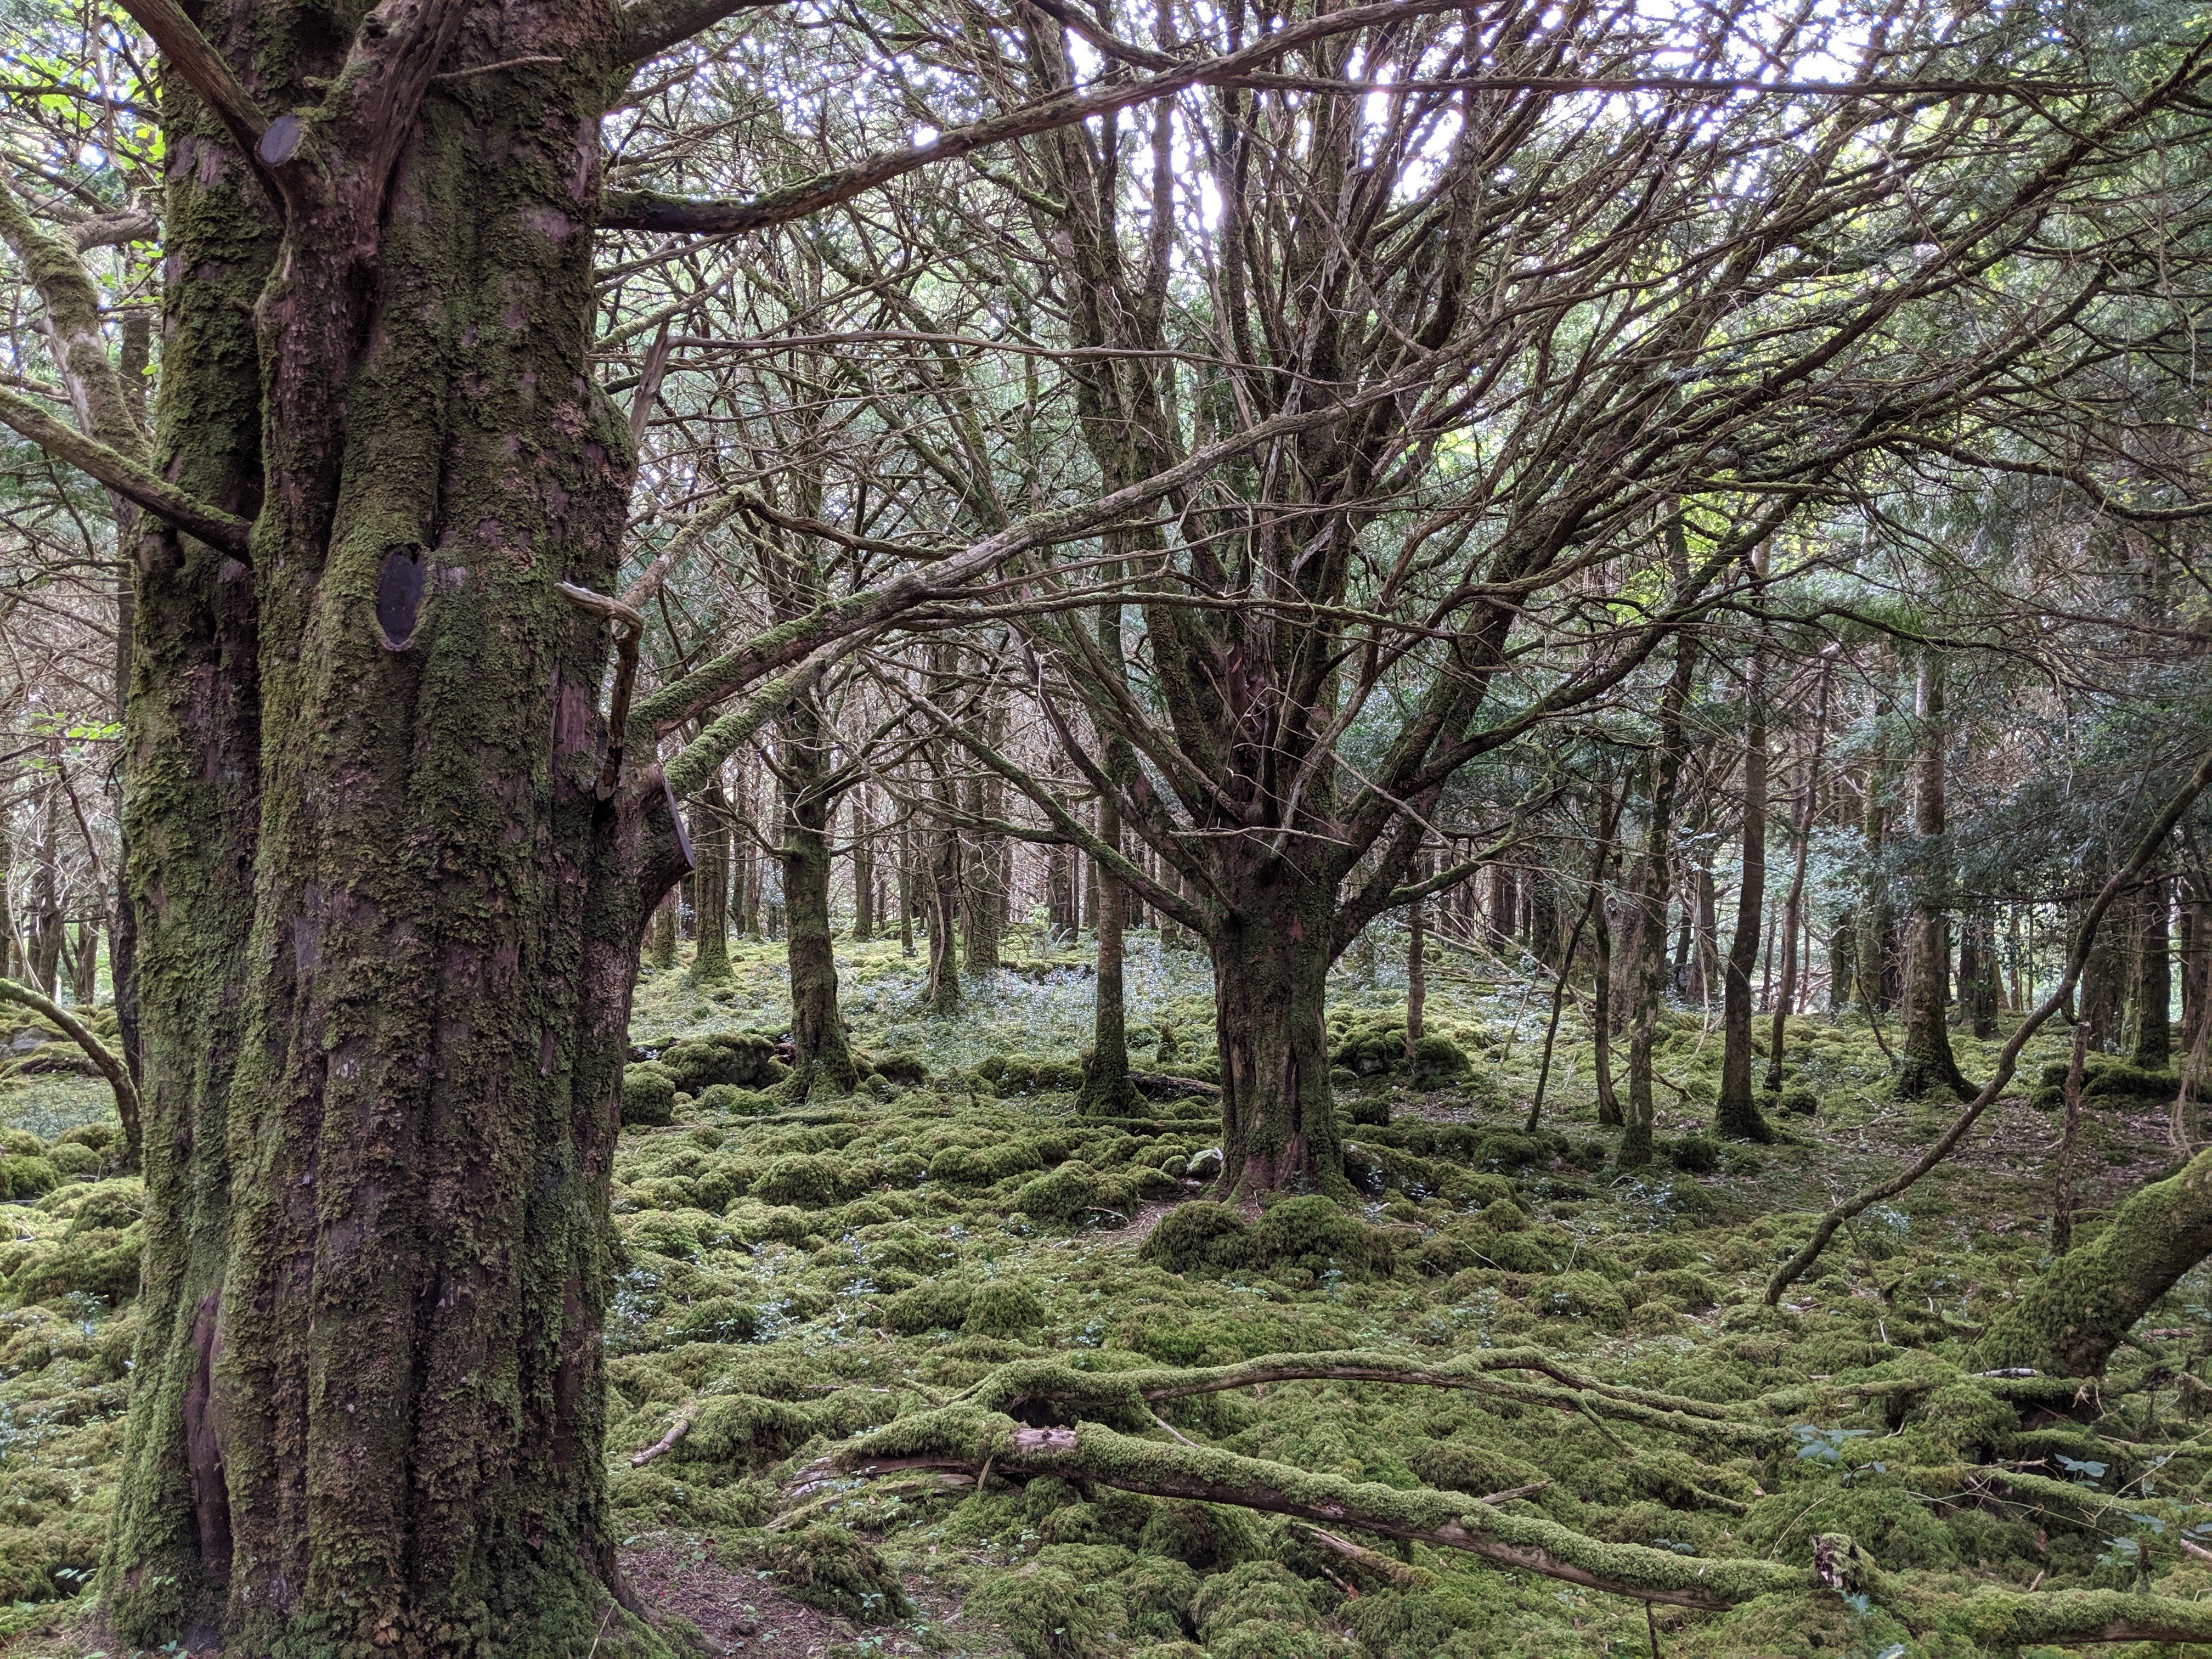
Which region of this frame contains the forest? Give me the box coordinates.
[0,0,2207,1654]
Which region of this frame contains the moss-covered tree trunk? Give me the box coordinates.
[1623,636,1696,1167]
[781,691,856,1099]
[1895,656,1971,1099]
[1716,630,1773,1142]
[1980,1146,2212,1376]
[648,889,677,969]
[2129,872,2171,1069]
[94,15,699,1655]
[1211,884,1344,1195]
[690,778,732,983]
[851,797,875,941]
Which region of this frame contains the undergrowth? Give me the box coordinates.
[0,928,2205,1657]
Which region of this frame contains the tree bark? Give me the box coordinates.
[1077,594,1138,1115]
[1764,689,1823,1093]
[98,24,699,1654]
[2130,872,2171,1069]
[69,919,98,1006]
[648,889,677,969]
[1592,889,1620,1126]
[851,796,874,941]
[781,690,857,1099]
[1895,656,1971,1099]
[1624,636,1696,1167]
[1716,633,1773,1142]
[1212,889,1344,1195]
[1982,1143,2212,1377]
[689,779,732,983]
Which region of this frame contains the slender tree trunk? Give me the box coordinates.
[781,692,856,1099]
[1406,885,1426,1066]
[1593,889,1621,1126]
[2181,872,2211,1057]
[851,798,874,941]
[1624,636,1696,1167]
[2130,871,2172,1069]
[2052,1020,2090,1257]
[1895,656,1971,1099]
[689,780,731,983]
[1079,594,1137,1115]
[963,679,1005,974]
[648,889,677,969]
[1716,630,1774,1142]
[1765,710,1821,1094]
[1960,909,2000,1039]
[1857,709,1895,1014]
[69,919,98,1006]
[1047,843,1074,941]
[2079,889,2128,1049]
[899,821,917,957]
[28,783,65,994]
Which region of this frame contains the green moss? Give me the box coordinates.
[622,1063,678,1127]
[740,1523,913,1623]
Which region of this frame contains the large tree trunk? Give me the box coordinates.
[1715,631,1773,1142]
[1895,656,1971,1099]
[1211,889,1344,1195]
[781,693,857,1099]
[1978,1146,2212,1376]
[101,26,694,1655]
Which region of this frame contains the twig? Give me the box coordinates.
[630,1407,695,1467]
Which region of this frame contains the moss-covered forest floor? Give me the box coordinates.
[0,927,2204,1658]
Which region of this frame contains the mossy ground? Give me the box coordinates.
[0,931,2205,1657]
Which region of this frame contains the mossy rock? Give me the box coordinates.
[1138,1201,1251,1274]
[963,1278,1046,1336]
[967,1545,1133,1658]
[656,1030,781,1093]
[1665,1134,1722,1173]
[43,1142,98,1180]
[1408,1032,1471,1086]
[1526,1267,1629,1329]
[620,1063,678,1127]
[883,1279,973,1333]
[1136,1499,1262,1570]
[2029,1054,2176,1110]
[0,1156,60,1201]
[1244,1194,1396,1282]
[869,1051,929,1086]
[695,1082,777,1118]
[669,1296,758,1345]
[682,1392,816,1464]
[1641,1267,1720,1312]
[742,1523,913,1623]
[1014,1161,1103,1221]
[57,1180,144,1234]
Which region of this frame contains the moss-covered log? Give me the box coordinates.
[805,1410,2212,1645]
[1975,1145,2212,1376]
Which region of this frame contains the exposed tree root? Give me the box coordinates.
[951,1347,1788,1452]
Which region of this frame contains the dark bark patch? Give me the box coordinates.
[375,547,428,649]
[183,1289,233,1583]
